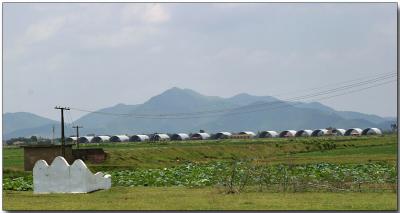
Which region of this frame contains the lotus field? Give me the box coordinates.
[2,134,398,210]
[3,161,397,192]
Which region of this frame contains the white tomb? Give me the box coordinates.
[33,156,111,194]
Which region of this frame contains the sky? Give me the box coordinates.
[3,3,397,121]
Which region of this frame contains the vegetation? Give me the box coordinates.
[4,136,53,146]
[3,162,396,193]
[2,134,397,210]
[3,135,396,171]
[3,187,397,210]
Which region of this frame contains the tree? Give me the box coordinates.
[391,123,397,132]
[30,136,38,142]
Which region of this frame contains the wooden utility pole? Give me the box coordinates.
[55,106,70,157]
[72,125,83,149]
[52,125,55,144]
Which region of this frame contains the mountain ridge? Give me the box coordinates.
[3,87,396,139]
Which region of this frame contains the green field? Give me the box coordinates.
[2,134,398,210]
[3,187,397,210]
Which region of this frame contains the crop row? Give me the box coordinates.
[3,162,396,192]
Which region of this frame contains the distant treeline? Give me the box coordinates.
[3,136,59,146]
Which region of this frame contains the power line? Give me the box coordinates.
[64,111,74,136]
[176,72,397,116]
[122,79,396,120]
[273,71,396,98]
[69,72,397,119]
[151,79,397,119]
[203,79,397,119]
[70,72,395,117]
[70,74,396,118]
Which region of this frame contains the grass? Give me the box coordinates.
[2,148,23,171]
[2,187,397,210]
[3,135,397,172]
[2,134,397,210]
[78,135,399,170]
[295,143,397,156]
[267,143,397,165]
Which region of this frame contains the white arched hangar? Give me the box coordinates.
[78,136,94,143]
[295,130,313,137]
[259,131,279,138]
[238,131,256,138]
[109,135,129,142]
[129,134,150,142]
[332,129,346,136]
[361,128,382,135]
[279,130,297,138]
[66,137,78,143]
[92,136,111,143]
[151,134,170,141]
[190,133,210,140]
[311,129,329,137]
[215,132,232,139]
[171,133,190,141]
[344,128,363,136]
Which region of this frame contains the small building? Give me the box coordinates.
[190,132,210,140]
[13,141,26,146]
[22,143,108,171]
[150,134,170,141]
[72,148,107,163]
[311,129,329,137]
[78,136,94,144]
[295,130,313,137]
[215,132,232,139]
[129,134,150,142]
[344,128,363,136]
[92,136,110,143]
[238,131,256,138]
[279,130,297,138]
[109,135,129,142]
[259,131,279,138]
[332,128,346,136]
[170,133,190,141]
[21,144,74,171]
[361,128,382,135]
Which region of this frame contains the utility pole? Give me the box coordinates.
[55,106,70,157]
[72,125,83,149]
[52,125,55,144]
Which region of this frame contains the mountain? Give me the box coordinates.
[226,93,279,106]
[335,111,391,124]
[3,87,396,138]
[4,123,60,140]
[295,102,392,124]
[74,87,238,135]
[3,112,57,136]
[202,100,378,132]
[295,101,336,113]
[75,103,140,134]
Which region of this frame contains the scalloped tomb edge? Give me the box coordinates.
[33,156,111,194]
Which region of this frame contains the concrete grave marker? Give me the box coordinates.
[33,156,111,194]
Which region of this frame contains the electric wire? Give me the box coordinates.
[137,79,397,119]
[70,74,396,118]
[123,79,396,120]
[70,72,395,117]
[69,72,397,119]
[272,71,396,98]
[65,111,75,136]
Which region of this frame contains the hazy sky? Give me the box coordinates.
[4,3,397,120]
